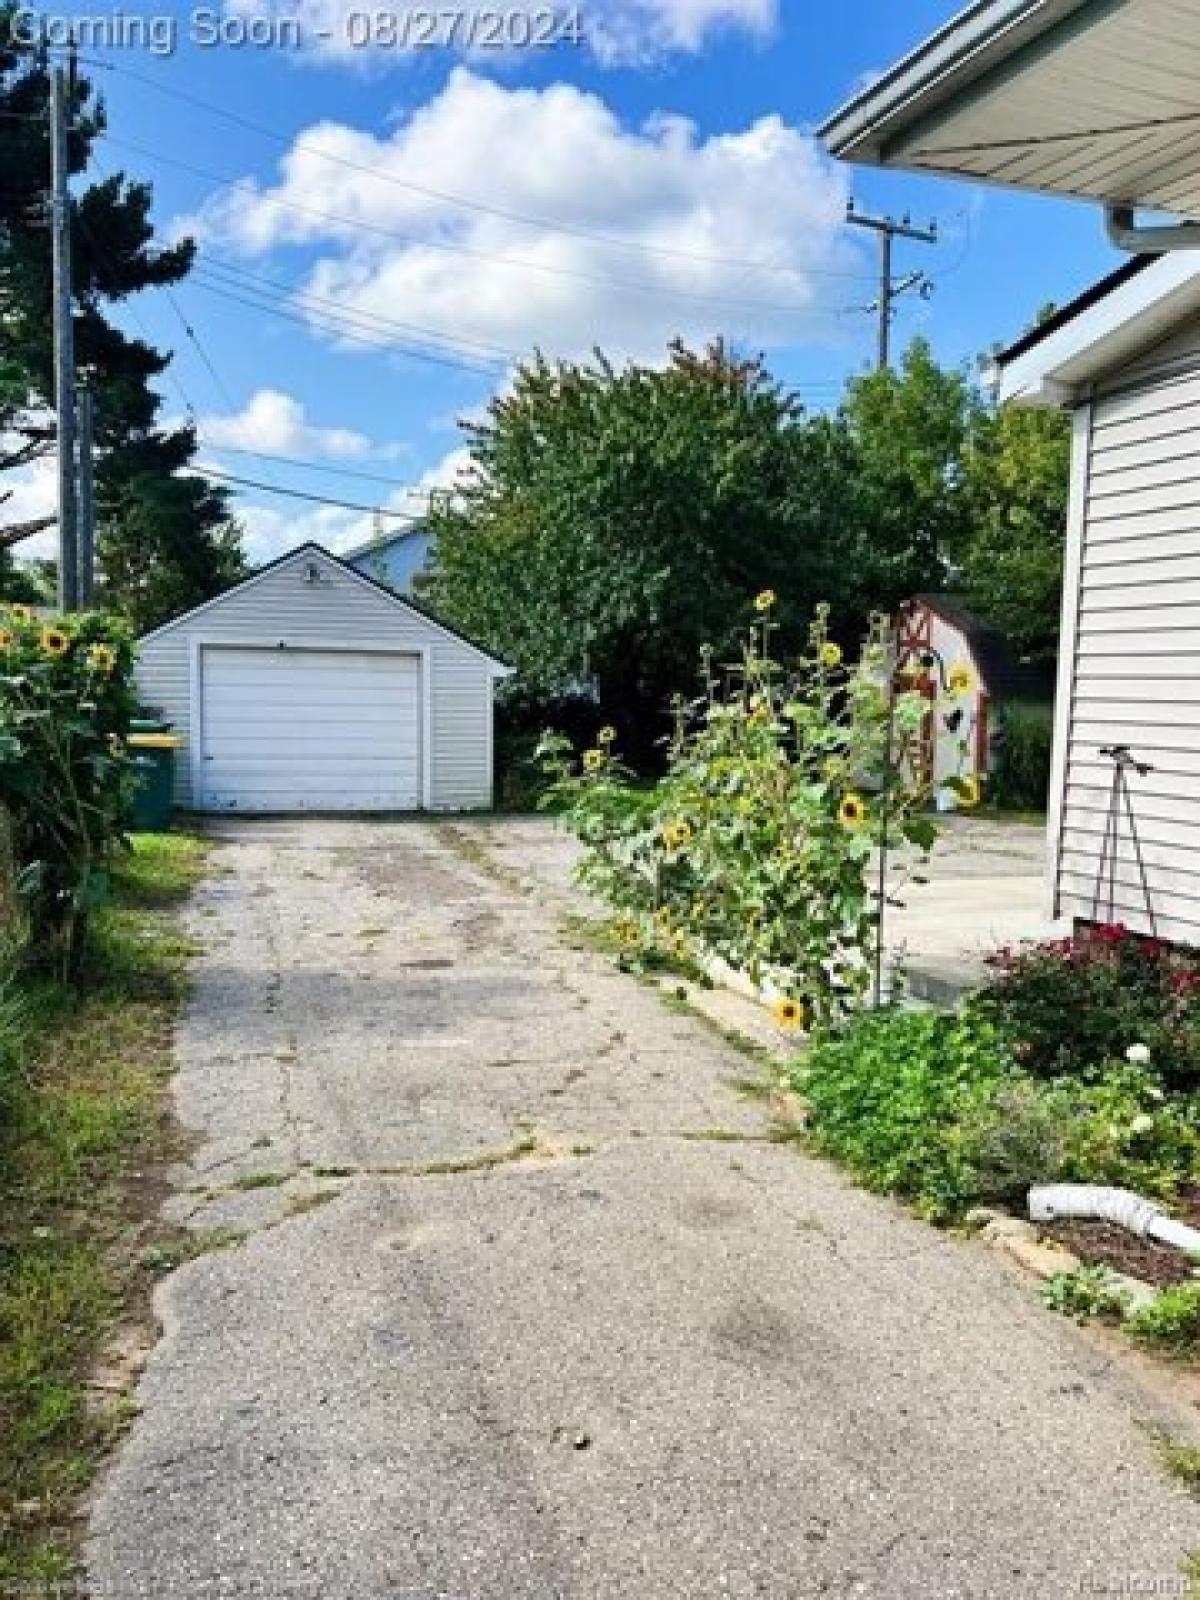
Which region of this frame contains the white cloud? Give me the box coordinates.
[0,451,58,561]
[223,0,776,64]
[187,70,863,364]
[200,388,374,458]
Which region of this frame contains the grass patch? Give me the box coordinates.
[1155,1435,1200,1497]
[231,1171,288,1192]
[0,831,207,1579]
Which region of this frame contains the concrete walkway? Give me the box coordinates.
[87,819,1198,1599]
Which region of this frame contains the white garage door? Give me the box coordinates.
[199,646,422,812]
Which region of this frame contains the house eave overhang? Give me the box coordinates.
[819,0,1089,164]
[821,0,1200,222]
[993,252,1200,407]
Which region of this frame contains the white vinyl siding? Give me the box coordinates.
[1053,360,1200,944]
[135,548,500,813]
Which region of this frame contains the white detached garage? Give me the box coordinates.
[135,543,509,814]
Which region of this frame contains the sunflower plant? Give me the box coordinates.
[541,601,936,1027]
[0,606,138,979]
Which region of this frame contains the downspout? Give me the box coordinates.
[1105,204,1200,254]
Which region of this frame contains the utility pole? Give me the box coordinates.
[846,202,938,371]
[50,61,79,610]
[76,381,95,608]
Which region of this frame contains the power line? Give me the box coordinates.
[197,466,426,519]
[197,253,519,360]
[188,270,507,376]
[103,134,849,317]
[195,441,432,492]
[81,54,878,283]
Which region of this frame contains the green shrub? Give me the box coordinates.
[541,602,939,1027]
[972,926,1200,1091]
[789,1012,1199,1222]
[1126,1283,1200,1357]
[955,1077,1068,1205]
[790,1009,1013,1220]
[0,608,137,979]
[989,700,1053,811]
[1042,1265,1131,1323]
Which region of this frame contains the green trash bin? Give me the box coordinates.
[127,719,183,832]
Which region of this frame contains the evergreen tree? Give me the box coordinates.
[0,4,245,620]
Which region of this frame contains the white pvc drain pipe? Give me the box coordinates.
[1029,1184,1200,1258]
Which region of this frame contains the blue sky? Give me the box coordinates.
[20,0,1125,560]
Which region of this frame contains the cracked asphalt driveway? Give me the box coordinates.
[87,819,1200,1599]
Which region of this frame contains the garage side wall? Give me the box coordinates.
[135,554,497,812]
[1053,341,1200,945]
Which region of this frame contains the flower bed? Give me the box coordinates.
[540,600,947,1029]
[789,924,1200,1223]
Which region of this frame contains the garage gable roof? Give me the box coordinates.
[138,543,511,674]
[992,250,1200,405]
[821,0,1200,221]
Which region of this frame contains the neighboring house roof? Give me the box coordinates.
[340,525,428,565]
[820,0,1200,220]
[992,252,1200,407]
[912,594,1051,701]
[138,541,511,673]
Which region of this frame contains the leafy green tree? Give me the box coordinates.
[428,341,935,744]
[841,337,978,583]
[0,4,245,618]
[959,392,1071,667]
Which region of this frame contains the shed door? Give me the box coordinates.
[199,646,421,812]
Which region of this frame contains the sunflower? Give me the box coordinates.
[771,996,808,1031]
[959,774,982,809]
[40,625,69,659]
[582,747,605,773]
[819,641,843,669]
[822,756,845,782]
[8,604,32,625]
[597,725,617,746]
[662,820,693,851]
[753,589,777,613]
[653,907,673,933]
[87,642,117,675]
[749,702,771,726]
[947,664,974,697]
[839,793,868,830]
[0,628,14,652]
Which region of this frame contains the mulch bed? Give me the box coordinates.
[1042,1219,1198,1290]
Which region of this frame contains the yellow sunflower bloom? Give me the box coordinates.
[771,996,808,1031]
[40,626,69,659]
[653,907,673,933]
[597,725,617,746]
[947,664,974,697]
[819,641,843,669]
[87,643,117,675]
[959,775,982,809]
[0,628,14,651]
[662,820,693,851]
[582,748,605,773]
[8,604,32,624]
[839,793,868,830]
[753,589,777,613]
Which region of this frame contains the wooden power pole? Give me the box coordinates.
[846,202,938,371]
[50,62,79,611]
